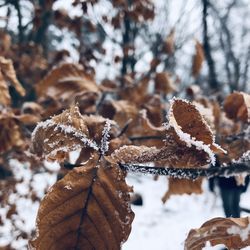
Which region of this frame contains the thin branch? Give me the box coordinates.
[12,0,24,43]
[117,119,132,137]
[129,135,164,141]
[119,162,250,180]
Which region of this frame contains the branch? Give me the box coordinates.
[129,135,164,141]
[12,0,24,43]
[202,0,219,90]
[119,162,250,180]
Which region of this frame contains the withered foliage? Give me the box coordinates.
[0,1,250,249]
[30,154,134,250]
[185,217,250,250]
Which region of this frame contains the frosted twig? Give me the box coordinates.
[119,162,250,180]
[100,119,112,155]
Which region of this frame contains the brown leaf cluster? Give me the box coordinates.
[0,56,25,106]
[185,217,250,250]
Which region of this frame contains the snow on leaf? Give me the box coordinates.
[29,153,134,250]
[185,217,250,250]
[31,106,98,162]
[166,97,226,165]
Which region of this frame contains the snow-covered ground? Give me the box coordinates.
[124,174,250,250]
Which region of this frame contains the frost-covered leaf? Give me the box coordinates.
[0,70,11,106]
[31,106,98,162]
[0,56,25,97]
[0,57,25,106]
[224,91,250,123]
[167,98,225,165]
[107,145,159,164]
[129,109,166,147]
[185,217,250,250]
[30,153,134,250]
[154,72,177,95]
[31,105,124,162]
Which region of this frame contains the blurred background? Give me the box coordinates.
[0,0,249,98]
[0,1,250,249]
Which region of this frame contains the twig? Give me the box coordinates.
[119,162,250,180]
[129,135,164,141]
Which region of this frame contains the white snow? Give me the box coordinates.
[227,224,250,242]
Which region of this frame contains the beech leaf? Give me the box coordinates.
[224,91,250,123]
[30,154,134,250]
[185,217,250,250]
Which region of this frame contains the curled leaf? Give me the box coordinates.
[167,98,225,165]
[224,91,250,123]
[31,106,98,161]
[154,72,177,95]
[185,217,250,250]
[0,56,25,97]
[163,29,175,55]
[30,154,134,250]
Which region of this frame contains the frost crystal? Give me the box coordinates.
[100,119,112,155]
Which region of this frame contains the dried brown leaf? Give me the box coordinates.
[224,91,250,122]
[30,154,134,250]
[154,72,178,95]
[163,29,175,55]
[31,106,98,162]
[161,179,203,203]
[191,40,204,77]
[185,217,250,250]
[0,56,25,97]
[167,98,225,157]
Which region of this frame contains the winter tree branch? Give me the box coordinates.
[119,162,250,180]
